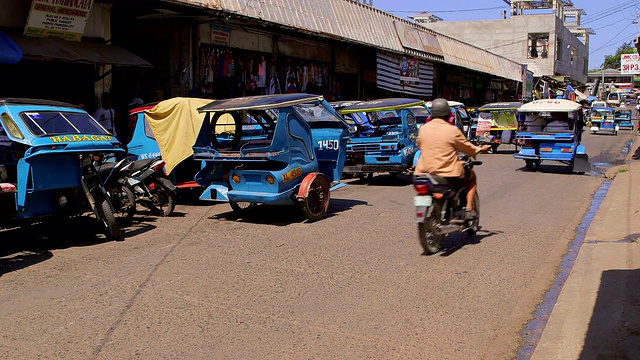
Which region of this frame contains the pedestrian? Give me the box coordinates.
[635,103,640,117]
[94,92,116,137]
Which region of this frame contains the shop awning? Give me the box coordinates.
[11,36,151,67]
[0,32,22,64]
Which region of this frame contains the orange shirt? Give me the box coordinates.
[415,118,482,178]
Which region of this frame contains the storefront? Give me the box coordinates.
[376,52,434,99]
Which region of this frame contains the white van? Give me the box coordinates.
[606,92,620,107]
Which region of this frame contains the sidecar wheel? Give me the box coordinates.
[98,197,121,240]
[230,201,257,215]
[298,173,330,222]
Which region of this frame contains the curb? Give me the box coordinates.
[603,131,638,180]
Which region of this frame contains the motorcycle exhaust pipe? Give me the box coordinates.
[436,225,462,235]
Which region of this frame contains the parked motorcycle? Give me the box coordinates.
[125,157,177,216]
[413,156,482,255]
[80,154,121,240]
[96,158,137,223]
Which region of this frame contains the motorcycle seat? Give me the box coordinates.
[130,158,156,172]
[97,162,117,174]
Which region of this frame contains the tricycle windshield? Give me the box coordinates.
[479,110,518,128]
[615,110,631,119]
[294,103,353,126]
[20,111,109,136]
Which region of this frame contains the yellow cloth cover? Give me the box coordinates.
[144,97,212,174]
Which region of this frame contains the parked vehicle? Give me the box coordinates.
[473,102,521,153]
[426,100,469,132]
[193,93,355,221]
[606,92,620,107]
[514,99,589,173]
[414,155,482,255]
[590,107,618,135]
[615,109,634,130]
[590,100,607,109]
[337,98,422,180]
[96,158,136,222]
[126,157,177,216]
[0,98,123,239]
[127,98,212,193]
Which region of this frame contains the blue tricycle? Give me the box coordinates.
[589,106,618,135]
[336,98,423,180]
[193,93,355,221]
[614,109,634,130]
[0,98,124,238]
[514,99,589,173]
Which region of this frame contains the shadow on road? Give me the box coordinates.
[344,173,414,187]
[580,269,640,359]
[632,145,640,160]
[0,216,158,276]
[435,228,502,257]
[209,198,368,226]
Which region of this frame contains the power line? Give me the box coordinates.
[590,22,635,53]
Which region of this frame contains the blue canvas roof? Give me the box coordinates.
[338,98,423,114]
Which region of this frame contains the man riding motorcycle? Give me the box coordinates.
[414,98,489,219]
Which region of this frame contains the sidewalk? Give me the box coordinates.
[531,135,640,359]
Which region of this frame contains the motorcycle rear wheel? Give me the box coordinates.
[147,183,175,217]
[98,197,121,240]
[418,202,444,255]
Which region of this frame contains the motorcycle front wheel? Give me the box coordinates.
[112,185,136,223]
[418,201,444,255]
[98,196,121,240]
[147,182,175,217]
[466,193,480,236]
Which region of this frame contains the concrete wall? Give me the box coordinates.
[423,14,588,83]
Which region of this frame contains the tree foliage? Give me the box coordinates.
[601,42,635,69]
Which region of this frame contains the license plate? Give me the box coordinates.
[414,195,432,206]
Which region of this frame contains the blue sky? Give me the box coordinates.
[374,0,640,70]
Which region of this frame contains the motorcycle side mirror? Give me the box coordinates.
[348,124,358,134]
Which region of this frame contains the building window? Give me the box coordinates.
[528,33,549,59]
[556,38,563,60]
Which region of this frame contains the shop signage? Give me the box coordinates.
[393,21,443,56]
[621,53,640,74]
[24,0,94,42]
[399,57,419,83]
[211,25,230,46]
[418,31,443,57]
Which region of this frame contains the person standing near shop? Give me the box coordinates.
[94,92,117,138]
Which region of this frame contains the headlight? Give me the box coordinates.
[58,195,68,207]
[265,175,275,184]
[231,174,241,184]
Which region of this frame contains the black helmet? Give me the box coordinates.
[430,98,450,119]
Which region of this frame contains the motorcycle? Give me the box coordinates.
[413,156,482,255]
[80,154,121,240]
[125,157,177,216]
[96,158,137,223]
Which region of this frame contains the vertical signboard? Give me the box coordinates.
[210,25,230,46]
[24,0,94,42]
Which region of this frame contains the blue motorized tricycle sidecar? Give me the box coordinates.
[193,93,354,221]
[0,98,123,236]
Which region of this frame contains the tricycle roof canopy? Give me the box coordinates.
[591,107,615,112]
[517,99,582,112]
[0,98,80,108]
[478,102,522,111]
[198,94,324,112]
[338,98,423,114]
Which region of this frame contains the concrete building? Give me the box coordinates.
[417,0,591,85]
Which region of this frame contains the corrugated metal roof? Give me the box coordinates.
[170,0,523,81]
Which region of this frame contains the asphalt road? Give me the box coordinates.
[0,127,636,359]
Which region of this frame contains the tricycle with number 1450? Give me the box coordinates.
[192,94,356,221]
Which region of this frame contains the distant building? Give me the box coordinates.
[586,69,634,96]
[416,0,592,86]
[408,12,443,24]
